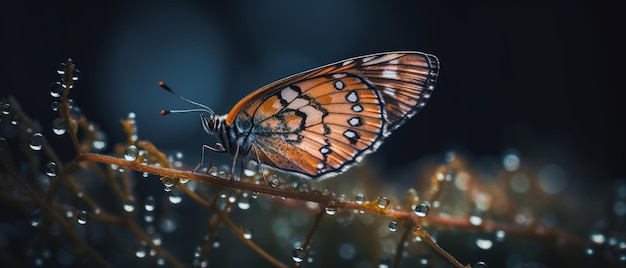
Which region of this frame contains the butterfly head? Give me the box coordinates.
[199,113,224,135]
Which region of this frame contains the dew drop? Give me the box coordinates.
[238,192,251,210]
[495,230,506,242]
[378,258,391,268]
[30,210,42,227]
[590,232,605,244]
[123,201,135,212]
[168,151,184,168]
[142,172,149,178]
[29,132,44,151]
[69,104,81,120]
[72,69,80,81]
[135,244,147,258]
[10,115,19,125]
[338,243,356,260]
[50,82,63,98]
[510,173,530,193]
[124,145,138,161]
[50,101,60,112]
[45,161,57,177]
[502,150,521,171]
[77,211,88,225]
[388,220,398,232]
[92,132,107,151]
[414,202,430,217]
[160,217,177,233]
[144,196,156,212]
[162,177,177,188]
[474,261,488,268]
[243,228,253,239]
[179,177,189,184]
[244,161,258,177]
[292,247,305,263]
[52,118,66,135]
[168,192,182,204]
[193,246,201,258]
[144,211,154,223]
[355,194,365,204]
[538,164,568,194]
[208,166,219,176]
[376,196,389,209]
[152,233,162,246]
[56,62,67,75]
[469,215,483,225]
[325,201,338,215]
[122,112,135,125]
[476,238,493,250]
[227,194,237,204]
[212,236,221,248]
[1,102,10,115]
[219,189,228,199]
[418,257,429,266]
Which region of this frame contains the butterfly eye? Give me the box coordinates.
[200,114,217,134]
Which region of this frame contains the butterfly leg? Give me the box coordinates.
[195,143,226,173]
[251,144,268,185]
[229,142,240,180]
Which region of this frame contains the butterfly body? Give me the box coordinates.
[197,51,439,180]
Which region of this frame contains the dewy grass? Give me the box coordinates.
[0,58,619,267]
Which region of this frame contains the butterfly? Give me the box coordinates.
[160,51,439,180]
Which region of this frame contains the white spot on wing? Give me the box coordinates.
[333,73,347,79]
[334,80,344,90]
[346,91,358,102]
[352,104,363,112]
[344,130,356,138]
[341,60,354,66]
[299,105,324,126]
[362,56,376,63]
[384,87,396,97]
[382,70,398,80]
[348,117,361,126]
[281,87,298,102]
[361,53,403,66]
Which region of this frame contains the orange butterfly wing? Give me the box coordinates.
[226,52,439,179]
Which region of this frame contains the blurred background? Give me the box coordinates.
[2,0,625,267]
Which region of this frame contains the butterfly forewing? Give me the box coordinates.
[248,75,387,178]
[225,51,439,179]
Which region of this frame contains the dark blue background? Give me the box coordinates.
[3,1,623,181]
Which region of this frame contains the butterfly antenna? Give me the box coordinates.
[158,81,216,116]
